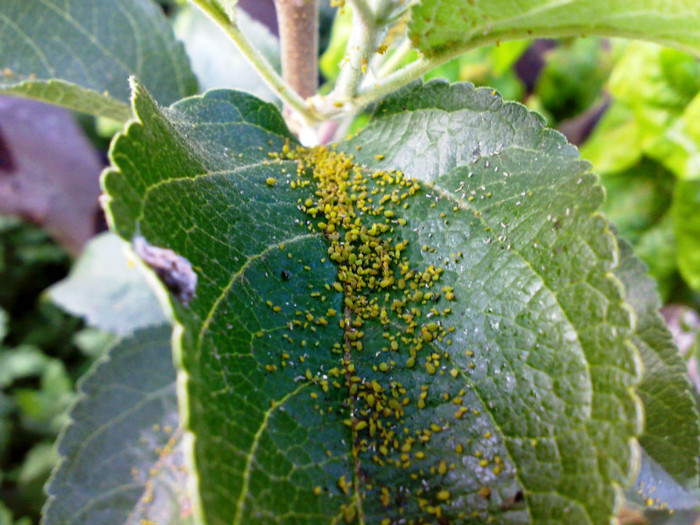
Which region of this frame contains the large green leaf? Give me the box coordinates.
[43,325,192,525]
[614,239,700,510]
[103,79,643,524]
[408,0,700,59]
[0,0,197,121]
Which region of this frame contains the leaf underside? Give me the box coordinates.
[43,326,192,525]
[103,80,644,525]
[408,0,700,58]
[614,239,700,510]
[0,0,196,120]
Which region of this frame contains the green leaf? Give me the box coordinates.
[649,91,700,180]
[609,43,700,117]
[43,325,192,525]
[0,307,7,342]
[0,0,197,121]
[47,232,166,336]
[582,42,700,178]
[104,79,643,524]
[581,103,644,175]
[342,79,643,523]
[408,0,700,59]
[17,442,57,487]
[0,346,51,388]
[583,42,700,178]
[614,239,700,510]
[673,179,700,292]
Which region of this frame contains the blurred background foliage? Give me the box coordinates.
[0,1,699,524]
[0,217,111,524]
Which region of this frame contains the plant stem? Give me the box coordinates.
[187,0,319,123]
[274,0,319,100]
[332,0,378,102]
[353,42,472,108]
[376,38,412,78]
[347,0,375,27]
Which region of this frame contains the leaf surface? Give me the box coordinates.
[103,80,643,524]
[408,0,700,59]
[614,239,700,510]
[43,325,191,525]
[0,0,197,120]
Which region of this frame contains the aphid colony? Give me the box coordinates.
[263,145,503,523]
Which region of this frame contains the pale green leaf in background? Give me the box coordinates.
[581,103,643,175]
[0,346,51,388]
[582,42,700,178]
[175,5,280,101]
[673,180,700,293]
[47,232,166,336]
[581,42,700,295]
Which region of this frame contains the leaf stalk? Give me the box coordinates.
[187,0,321,124]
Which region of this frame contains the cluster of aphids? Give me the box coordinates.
[262,145,502,523]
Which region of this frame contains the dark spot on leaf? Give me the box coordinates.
[281,270,290,280]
